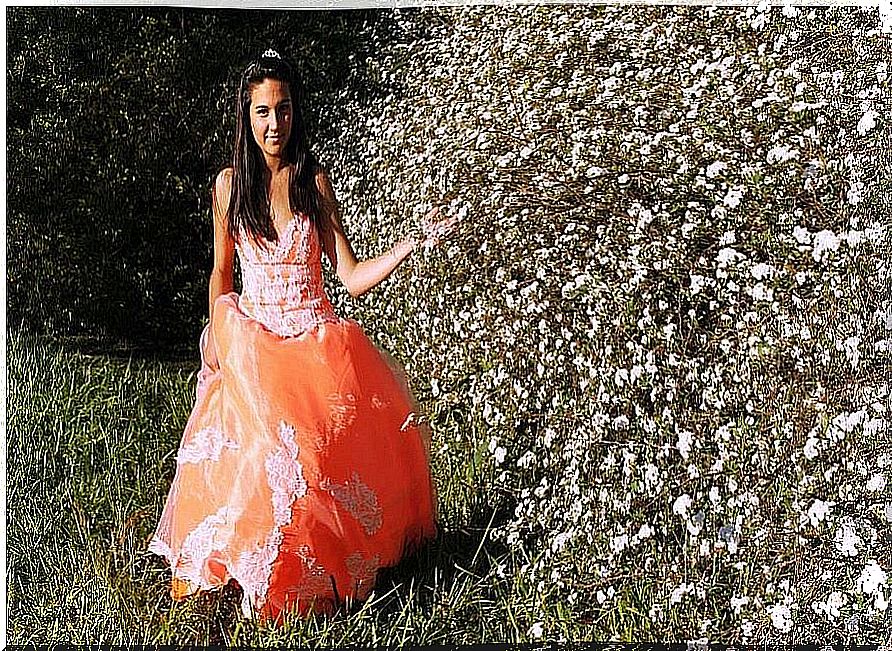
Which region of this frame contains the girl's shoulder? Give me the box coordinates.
[215,167,234,195]
[212,167,234,214]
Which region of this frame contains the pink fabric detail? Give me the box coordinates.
[236,213,340,338]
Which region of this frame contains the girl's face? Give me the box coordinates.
[248,77,293,159]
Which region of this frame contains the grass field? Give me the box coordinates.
[7,4,892,645]
[6,333,572,645]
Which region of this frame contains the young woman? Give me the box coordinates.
[149,49,457,623]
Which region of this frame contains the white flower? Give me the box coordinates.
[858,561,887,595]
[812,229,840,262]
[826,591,846,617]
[834,522,861,557]
[793,225,811,245]
[844,336,861,369]
[807,499,833,527]
[706,161,727,178]
[551,531,572,553]
[750,263,774,281]
[527,622,544,639]
[610,533,629,554]
[618,173,630,185]
[857,109,878,136]
[766,144,799,164]
[730,595,750,615]
[636,523,654,540]
[804,436,821,460]
[866,473,887,492]
[644,464,659,486]
[723,186,744,208]
[690,273,706,295]
[673,493,692,517]
[716,247,744,265]
[781,2,798,17]
[881,2,892,33]
[847,181,864,206]
[829,410,866,441]
[670,582,693,606]
[493,446,506,465]
[677,430,693,460]
[766,603,793,632]
[845,229,865,247]
[750,282,773,302]
[814,591,846,619]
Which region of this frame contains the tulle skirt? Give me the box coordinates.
[149,292,437,621]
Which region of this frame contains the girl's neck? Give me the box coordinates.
[264,160,292,185]
[264,157,289,173]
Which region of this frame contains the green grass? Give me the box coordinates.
[6,331,589,645]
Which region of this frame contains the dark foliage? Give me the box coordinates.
[7,6,396,348]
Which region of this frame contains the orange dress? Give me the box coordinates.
[149,211,437,622]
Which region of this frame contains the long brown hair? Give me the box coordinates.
[225,51,321,245]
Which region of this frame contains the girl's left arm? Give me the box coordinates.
[316,168,452,298]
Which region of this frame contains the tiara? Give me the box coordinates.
[262,48,281,59]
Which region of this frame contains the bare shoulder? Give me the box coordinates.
[212,167,234,219]
[214,167,234,199]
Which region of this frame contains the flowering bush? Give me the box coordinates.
[313,5,890,642]
[6,5,888,645]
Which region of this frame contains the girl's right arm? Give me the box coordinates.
[209,167,235,323]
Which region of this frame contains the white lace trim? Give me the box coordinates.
[148,535,173,564]
[231,420,308,615]
[176,506,233,588]
[266,421,308,524]
[177,426,239,465]
[232,527,284,618]
[236,212,339,337]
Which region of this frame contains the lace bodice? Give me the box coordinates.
[236,212,340,337]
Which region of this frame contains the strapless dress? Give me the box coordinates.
[148,211,437,622]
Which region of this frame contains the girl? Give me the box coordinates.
[149,49,457,623]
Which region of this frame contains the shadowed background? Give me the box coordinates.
[7,7,402,349]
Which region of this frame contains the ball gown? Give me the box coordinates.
[148,210,437,621]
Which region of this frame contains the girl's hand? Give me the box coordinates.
[417,206,460,251]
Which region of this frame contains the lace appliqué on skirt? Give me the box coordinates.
[232,420,308,615]
[321,472,383,536]
[177,426,239,465]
